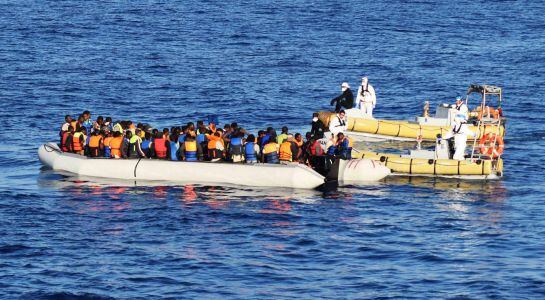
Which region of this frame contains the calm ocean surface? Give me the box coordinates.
[1,1,545,299]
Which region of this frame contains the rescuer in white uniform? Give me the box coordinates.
[356,77,376,117]
[452,95,469,122]
[443,116,476,160]
[328,109,348,139]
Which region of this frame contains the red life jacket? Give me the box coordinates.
[154,138,167,158]
[61,132,70,152]
[310,140,324,156]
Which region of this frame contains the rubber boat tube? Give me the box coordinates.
[39,143,390,189]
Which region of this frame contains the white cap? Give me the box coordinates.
[341,82,350,88]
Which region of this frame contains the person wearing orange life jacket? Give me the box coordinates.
[153,132,169,159]
[335,132,353,160]
[262,138,280,164]
[72,127,87,155]
[109,131,125,159]
[88,130,104,157]
[102,131,114,158]
[181,134,199,161]
[207,129,225,162]
[61,125,74,152]
[279,135,299,164]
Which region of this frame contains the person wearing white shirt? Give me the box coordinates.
[452,96,469,122]
[328,110,348,138]
[356,77,376,117]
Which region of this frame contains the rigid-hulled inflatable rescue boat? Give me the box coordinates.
[318,84,506,142]
[39,143,390,189]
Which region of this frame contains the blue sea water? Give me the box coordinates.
[1,0,545,298]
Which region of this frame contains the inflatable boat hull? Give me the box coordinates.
[39,143,390,189]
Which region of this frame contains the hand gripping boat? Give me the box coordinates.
[318,84,506,142]
[39,143,390,189]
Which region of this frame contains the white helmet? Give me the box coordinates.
[341,82,350,88]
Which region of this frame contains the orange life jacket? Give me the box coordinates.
[103,136,113,148]
[72,132,86,151]
[89,135,103,148]
[279,141,293,161]
[110,137,124,158]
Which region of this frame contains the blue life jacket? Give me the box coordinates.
[141,140,151,156]
[184,141,198,162]
[230,137,243,156]
[141,140,151,150]
[178,134,186,143]
[261,134,271,148]
[337,139,351,160]
[104,146,111,158]
[327,145,336,156]
[245,142,257,162]
[196,133,207,145]
[170,141,180,161]
[264,151,279,164]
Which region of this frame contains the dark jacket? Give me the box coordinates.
[330,89,354,111]
[311,120,326,137]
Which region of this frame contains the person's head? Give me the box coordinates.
[258,130,265,137]
[96,116,104,124]
[305,132,312,141]
[105,117,112,124]
[65,115,72,123]
[80,126,87,134]
[113,131,121,138]
[281,126,288,134]
[181,126,188,134]
[287,134,294,142]
[224,124,231,131]
[82,110,91,120]
[67,125,74,133]
[338,110,346,118]
[266,137,276,144]
[155,132,163,139]
[77,115,84,123]
[185,134,195,141]
[361,77,368,86]
[170,133,178,142]
[152,128,159,135]
[247,134,256,143]
[455,96,463,105]
[163,128,169,135]
[231,122,238,130]
[144,132,151,140]
[316,132,324,140]
[197,120,204,127]
[337,132,345,140]
[187,122,195,131]
[135,128,142,136]
[126,130,133,138]
[295,133,302,142]
[341,82,350,91]
[214,131,221,138]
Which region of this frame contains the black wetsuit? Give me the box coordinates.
[330,89,354,112]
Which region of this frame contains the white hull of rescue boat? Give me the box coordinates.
[38,143,390,189]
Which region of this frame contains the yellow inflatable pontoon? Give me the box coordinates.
[353,150,503,179]
[318,112,504,141]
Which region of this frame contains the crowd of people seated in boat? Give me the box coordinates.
[58,110,353,167]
